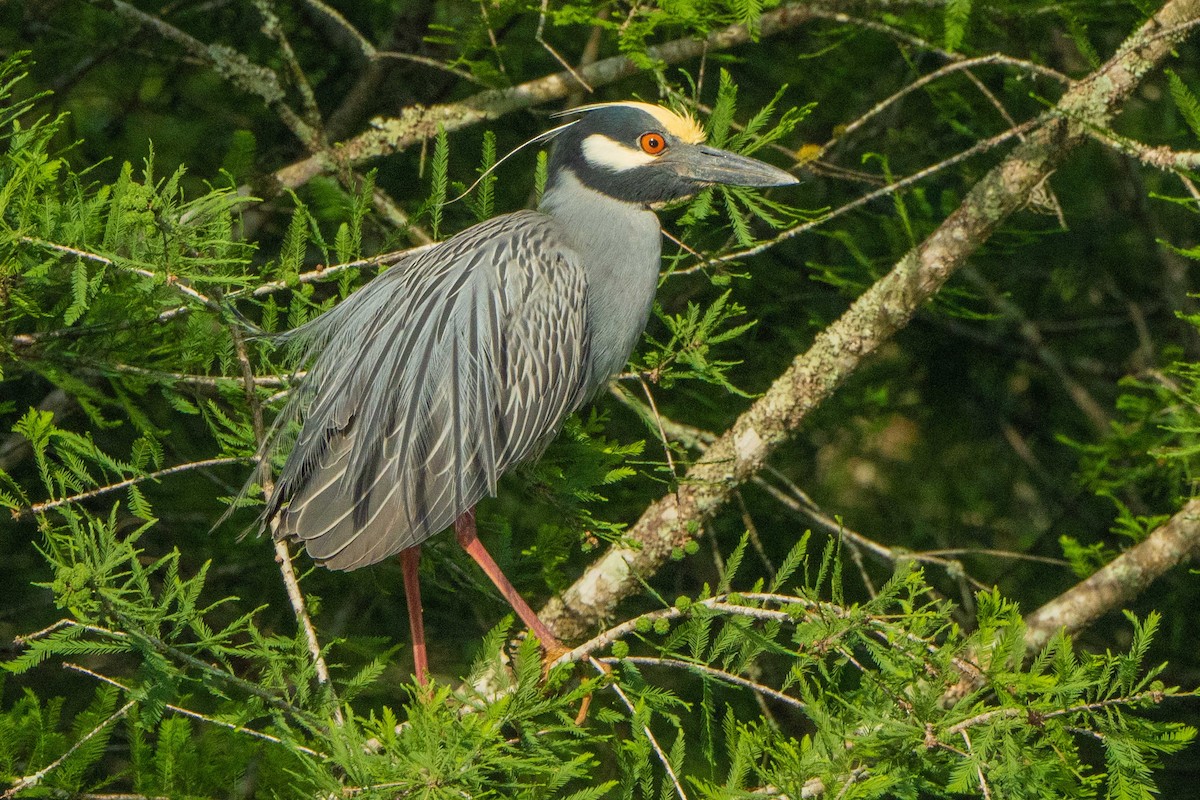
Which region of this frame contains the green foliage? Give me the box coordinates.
[1063,195,1200,544]
[944,0,973,51]
[425,126,451,240]
[3,0,1200,795]
[672,71,812,284]
[1166,70,1200,140]
[639,291,756,394]
[464,129,499,223]
[525,409,646,571]
[6,401,1192,797]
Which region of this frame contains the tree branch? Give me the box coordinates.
[15,456,245,518]
[265,4,819,195]
[1023,498,1200,651]
[539,0,1200,642]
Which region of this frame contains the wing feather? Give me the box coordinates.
[267,211,592,571]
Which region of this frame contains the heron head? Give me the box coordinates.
[545,101,798,205]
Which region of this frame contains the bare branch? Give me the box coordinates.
[252,0,323,133]
[63,663,325,758]
[605,655,806,710]
[16,456,245,518]
[1024,498,1200,651]
[97,0,316,146]
[229,324,343,724]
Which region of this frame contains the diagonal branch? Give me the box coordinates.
[15,456,245,518]
[0,699,136,799]
[539,0,1200,642]
[96,0,316,146]
[1023,498,1200,651]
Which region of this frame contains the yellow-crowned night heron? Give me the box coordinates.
[259,102,797,683]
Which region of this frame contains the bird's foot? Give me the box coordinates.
[571,657,614,725]
[540,640,573,675]
[532,639,602,725]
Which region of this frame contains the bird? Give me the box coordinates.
[256,101,798,684]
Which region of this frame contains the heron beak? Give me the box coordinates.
[663,144,799,188]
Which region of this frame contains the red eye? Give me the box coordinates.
[639,132,667,155]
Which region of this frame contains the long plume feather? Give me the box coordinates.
[445,119,580,205]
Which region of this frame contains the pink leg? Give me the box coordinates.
[399,546,429,685]
[454,509,563,651]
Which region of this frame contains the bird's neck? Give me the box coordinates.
[539,167,660,238]
[539,169,663,389]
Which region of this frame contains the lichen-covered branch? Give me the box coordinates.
[99,0,316,146]
[267,4,819,193]
[539,0,1200,642]
[1023,498,1200,651]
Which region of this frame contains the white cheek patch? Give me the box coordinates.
[581,134,656,172]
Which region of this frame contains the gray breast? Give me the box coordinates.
[539,169,663,395]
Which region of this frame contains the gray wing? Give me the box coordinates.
[264,211,591,570]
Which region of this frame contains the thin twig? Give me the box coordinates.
[567,11,608,107]
[823,53,1069,155]
[638,375,680,483]
[536,0,593,91]
[375,50,488,85]
[845,538,878,599]
[297,0,376,57]
[15,618,124,645]
[734,489,776,580]
[552,593,824,669]
[944,689,1176,736]
[660,226,705,263]
[273,538,341,715]
[241,244,434,298]
[253,0,323,137]
[16,456,245,518]
[101,363,300,389]
[755,468,991,592]
[63,663,325,758]
[20,236,220,311]
[1,700,136,798]
[10,303,193,351]
[592,657,689,800]
[604,655,805,710]
[920,548,1068,566]
[961,729,992,800]
[230,324,344,724]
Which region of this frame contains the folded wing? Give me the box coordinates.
[264,211,591,570]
